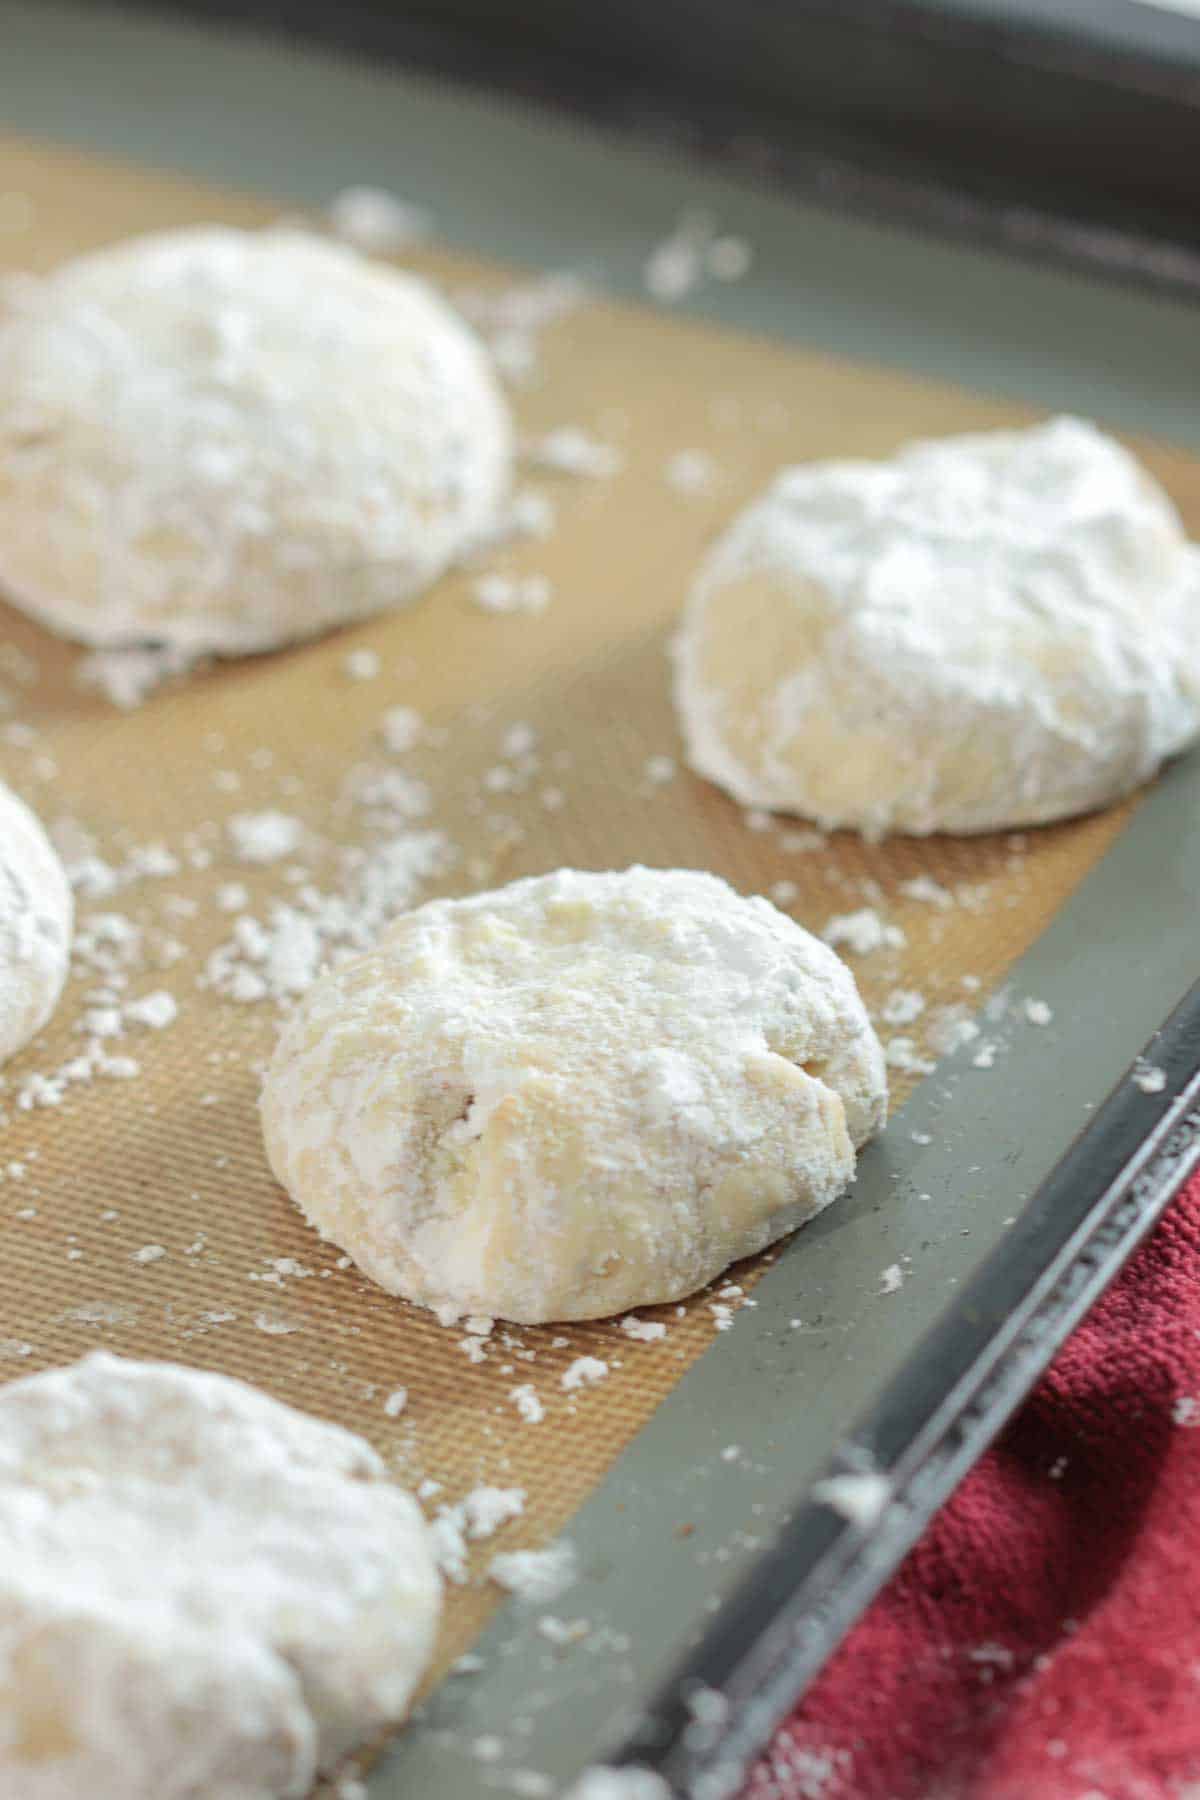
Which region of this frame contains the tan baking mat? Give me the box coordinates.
[2,135,1198,1779]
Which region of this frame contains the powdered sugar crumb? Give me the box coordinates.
[899,874,955,909]
[811,1469,892,1528]
[561,1356,609,1392]
[524,427,621,479]
[488,1540,578,1603]
[665,450,716,495]
[823,909,905,956]
[227,811,302,864]
[509,1384,545,1424]
[620,1316,667,1343]
[342,648,381,682]
[380,706,423,753]
[1134,1059,1167,1094]
[431,1485,526,1583]
[881,989,925,1028]
[326,185,431,253]
[76,643,199,710]
[471,573,552,615]
[925,1004,981,1056]
[885,1037,934,1076]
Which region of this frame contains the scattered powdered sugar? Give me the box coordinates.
[538,1615,590,1645]
[326,184,432,252]
[60,1301,139,1328]
[706,236,753,281]
[780,828,827,854]
[204,827,451,1006]
[123,990,178,1030]
[1022,997,1054,1027]
[1133,1059,1168,1094]
[1173,1396,1199,1428]
[505,487,556,540]
[382,1387,408,1418]
[379,705,423,753]
[878,1264,904,1295]
[899,874,955,909]
[253,1312,298,1337]
[925,1004,981,1056]
[810,1469,892,1529]
[881,989,925,1028]
[488,1540,578,1603]
[644,211,752,303]
[456,269,591,384]
[524,427,621,479]
[822,909,905,956]
[665,449,717,495]
[430,1485,527,1583]
[567,1769,672,1800]
[884,1038,934,1077]
[75,643,200,710]
[227,810,303,864]
[509,1384,546,1424]
[342,648,381,682]
[562,1356,609,1391]
[620,1316,667,1343]
[471,573,552,615]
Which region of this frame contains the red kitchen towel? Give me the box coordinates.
[747,1166,1200,1800]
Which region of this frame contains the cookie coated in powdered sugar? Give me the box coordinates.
[0,780,73,1065]
[0,1352,441,1799]
[0,226,512,654]
[673,416,1200,836]
[261,866,887,1325]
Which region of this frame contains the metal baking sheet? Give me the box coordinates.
[2,8,1199,1798]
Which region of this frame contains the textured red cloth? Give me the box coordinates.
[747,1169,1200,1800]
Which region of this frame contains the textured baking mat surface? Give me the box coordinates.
[2,134,1199,1789]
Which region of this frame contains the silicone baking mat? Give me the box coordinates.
[1,128,1198,1796]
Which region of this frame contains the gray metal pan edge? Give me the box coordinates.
[632,1005,1200,1796]
[3,7,1199,1797]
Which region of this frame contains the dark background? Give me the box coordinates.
[81,2,1200,296]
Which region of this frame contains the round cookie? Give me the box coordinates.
[0,226,512,653]
[0,1351,441,1799]
[261,866,887,1324]
[0,781,72,1065]
[672,416,1200,836]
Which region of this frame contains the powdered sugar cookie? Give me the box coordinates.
[0,781,72,1064]
[673,416,1200,836]
[261,866,886,1324]
[0,227,512,653]
[0,1351,440,1799]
